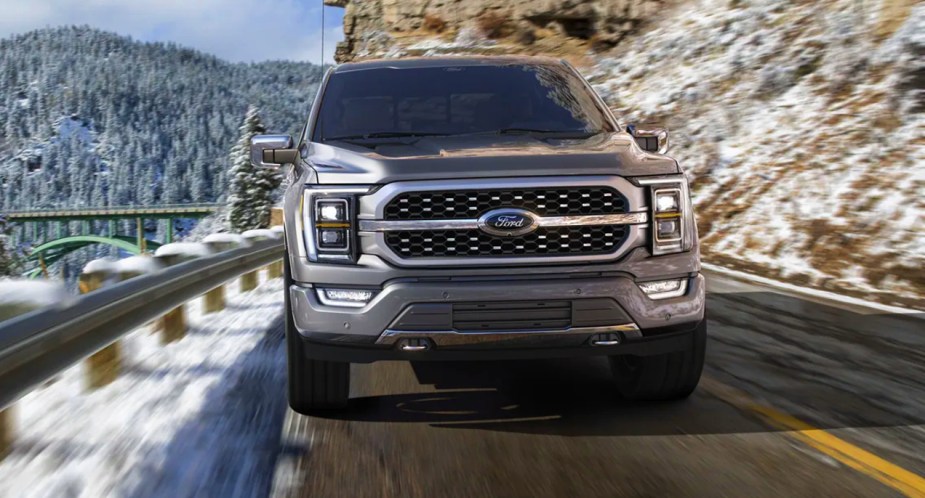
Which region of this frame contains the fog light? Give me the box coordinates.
[317,288,375,307]
[638,279,688,300]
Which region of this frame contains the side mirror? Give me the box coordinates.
[626,124,669,154]
[251,134,299,168]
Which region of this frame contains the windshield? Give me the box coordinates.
[312,63,614,142]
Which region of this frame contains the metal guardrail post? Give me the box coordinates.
[201,239,245,313]
[153,251,203,344]
[0,408,11,459]
[80,268,123,389]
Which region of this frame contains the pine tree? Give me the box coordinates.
[0,216,21,277]
[227,106,280,231]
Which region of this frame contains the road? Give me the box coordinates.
[272,270,925,498]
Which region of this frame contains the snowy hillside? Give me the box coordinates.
[0,27,324,212]
[589,0,924,307]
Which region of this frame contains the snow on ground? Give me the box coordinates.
[0,274,288,498]
[153,242,213,258]
[0,279,69,307]
[112,255,163,275]
[241,229,280,241]
[202,233,249,246]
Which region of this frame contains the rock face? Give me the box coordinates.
[324,0,670,62]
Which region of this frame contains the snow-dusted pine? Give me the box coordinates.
[227,107,281,231]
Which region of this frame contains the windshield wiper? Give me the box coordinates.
[325,131,449,141]
[467,128,601,137]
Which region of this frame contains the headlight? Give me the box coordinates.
[638,178,693,256]
[317,199,348,222]
[315,198,350,250]
[302,186,372,264]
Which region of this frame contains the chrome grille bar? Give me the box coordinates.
[359,212,648,232]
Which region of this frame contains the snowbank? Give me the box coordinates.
[202,233,248,246]
[112,256,163,276]
[0,279,69,308]
[154,242,212,259]
[82,258,117,275]
[241,229,280,240]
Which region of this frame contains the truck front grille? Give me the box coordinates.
[385,225,628,258]
[384,187,627,220]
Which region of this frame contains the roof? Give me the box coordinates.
[332,55,566,73]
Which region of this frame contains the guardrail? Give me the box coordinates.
[0,238,284,455]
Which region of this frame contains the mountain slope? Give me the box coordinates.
[591,0,924,307]
[0,26,323,211]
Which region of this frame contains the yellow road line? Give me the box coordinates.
[701,376,925,498]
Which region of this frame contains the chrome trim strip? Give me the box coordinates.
[359,212,648,232]
[360,219,479,231]
[537,212,648,227]
[376,323,640,346]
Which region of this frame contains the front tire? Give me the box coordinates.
[609,318,706,401]
[284,253,350,413]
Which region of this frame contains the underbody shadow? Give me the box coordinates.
[316,291,925,438]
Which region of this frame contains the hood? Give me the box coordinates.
[304,132,680,184]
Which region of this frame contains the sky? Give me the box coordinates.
[0,0,345,64]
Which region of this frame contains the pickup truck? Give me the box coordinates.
[251,56,706,412]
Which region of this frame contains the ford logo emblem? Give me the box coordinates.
[477,209,539,237]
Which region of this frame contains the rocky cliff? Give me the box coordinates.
[324,0,670,62]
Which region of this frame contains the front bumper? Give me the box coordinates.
[289,273,705,363]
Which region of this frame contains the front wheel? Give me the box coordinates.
[284,253,350,413]
[609,318,706,401]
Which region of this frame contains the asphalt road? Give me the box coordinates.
[271,271,925,498]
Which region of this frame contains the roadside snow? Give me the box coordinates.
[112,256,163,275]
[0,279,69,307]
[202,233,248,246]
[241,229,280,240]
[83,258,117,275]
[154,242,212,258]
[0,275,288,498]
[703,263,924,318]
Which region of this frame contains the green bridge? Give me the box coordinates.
[4,204,221,277]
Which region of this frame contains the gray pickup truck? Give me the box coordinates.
[252,56,706,413]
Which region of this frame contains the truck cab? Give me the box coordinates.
[252,56,705,413]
